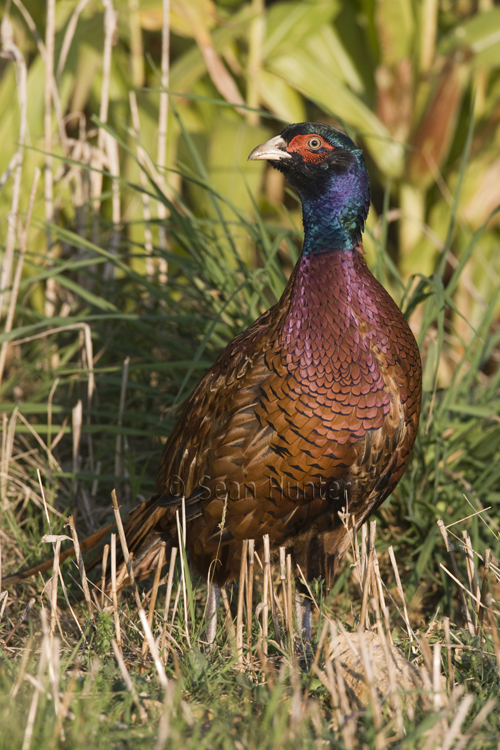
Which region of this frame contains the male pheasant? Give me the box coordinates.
[6,123,422,640]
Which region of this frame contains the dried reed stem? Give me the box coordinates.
[263,534,281,647]
[49,538,62,637]
[279,547,289,632]
[236,539,248,665]
[176,506,191,647]
[444,616,454,691]
[101,544,110,608]
[462,530,481,615]
[360,529,374,630]
[246,540,254,649]
[114,357,130,497]
[111,488,142,609]
[67,515,94,621]
[139,608,169,689]
[262,536,270,655]
[432,642,443,710]
[438,519,475,635]
[111,533,121,648]
[286,553,293,644]
[388,545,414,641]
[160,546,178,653]
[479,548,491,629]
[142,545,165,658]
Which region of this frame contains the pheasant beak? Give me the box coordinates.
[247,135,291,162]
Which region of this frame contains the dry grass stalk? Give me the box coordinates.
[360,523,367,581]
[142,545,165,658]
[261,536,270,655]
[67,515,94,621]
[101,544,110,608]
[236,539,248,664]
[49,537,62,637]
[175,507,191,647]
[111,532,121,648]
[160,546,178,653]
[246,539,254,649]
[360,526,374,630]
[138,608,169,689]
[439,562,493,623]
[112,638,147,722]
[0,591,8,623]
[373,548,392,641]
[57,0,91,78]
[388,545,414,642]
[286,552,293,643]
[114,357,130,497]
[443,617,454,691]
[432,642,443,710]
[479,548,491,629]
[72,400,82,498]
[111,488,142,609]
[170,579,182,626]
[279,547,287,626]
[263,534,281,647]
[462,530,481,615]
[437,519,475,635]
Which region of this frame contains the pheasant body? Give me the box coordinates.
[122,123,422,590]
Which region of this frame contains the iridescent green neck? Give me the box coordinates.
[300,160,370,254]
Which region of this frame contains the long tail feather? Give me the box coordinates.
[2,521,116,587]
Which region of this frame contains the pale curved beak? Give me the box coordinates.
[247,135,291,161]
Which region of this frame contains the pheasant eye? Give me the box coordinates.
[307,137,322,150]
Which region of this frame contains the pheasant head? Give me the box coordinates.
[248,122,370,254]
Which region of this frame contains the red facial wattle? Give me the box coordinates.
[286,133,335,162]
